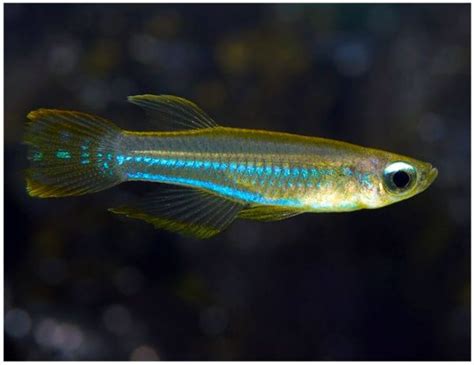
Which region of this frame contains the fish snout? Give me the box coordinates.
[420,163,438,190]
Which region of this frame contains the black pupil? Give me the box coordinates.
[392,170,410,188]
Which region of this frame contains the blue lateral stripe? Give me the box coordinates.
[126,172,301,207]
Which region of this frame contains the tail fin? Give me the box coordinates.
[24,109,124,198]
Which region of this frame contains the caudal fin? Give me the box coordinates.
[24,109,124,198]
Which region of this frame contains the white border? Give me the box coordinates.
[1,1,472,364]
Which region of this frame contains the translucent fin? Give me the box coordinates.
[24,109,123,198]
[128,94,218,130]
[109,187,244,239]
[238,205,304,222]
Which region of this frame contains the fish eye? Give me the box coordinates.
[383,162,416,193]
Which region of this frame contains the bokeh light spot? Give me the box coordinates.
[102,304,132,335]
[5,308,31,338]
[130,345,160,361]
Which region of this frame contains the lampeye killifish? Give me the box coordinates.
[25,94,438,238]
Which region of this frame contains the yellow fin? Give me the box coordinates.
[128,94,218,130]
[109,187,244,239]
[24,109,123,197]
[238,205,304,222]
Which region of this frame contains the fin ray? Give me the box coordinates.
[238,205,304,222]
[128,94,218,130]
[24,109,123,197]
[110,186,244,239]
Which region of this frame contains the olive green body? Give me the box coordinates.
[118,127,432,211]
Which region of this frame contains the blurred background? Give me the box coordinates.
[4,3,470,360]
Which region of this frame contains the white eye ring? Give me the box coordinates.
[384,161,414,175]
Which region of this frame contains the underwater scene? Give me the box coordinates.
[4,3,470,360]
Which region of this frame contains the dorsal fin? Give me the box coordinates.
[128,94,218,131]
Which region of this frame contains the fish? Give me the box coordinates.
[24,94,438,239]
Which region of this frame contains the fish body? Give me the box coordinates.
[24,95,438,238]
[120,128,431,211]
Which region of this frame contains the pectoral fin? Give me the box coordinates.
[109,186,244,239]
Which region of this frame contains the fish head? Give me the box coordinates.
[355,151,438,209]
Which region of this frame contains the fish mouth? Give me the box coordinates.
[420,165,438,191]
[429,166,438,182]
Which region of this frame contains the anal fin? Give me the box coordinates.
[238,205,304,222]
[109,186,244,239]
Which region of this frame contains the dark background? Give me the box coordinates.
[4,3,470,360]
